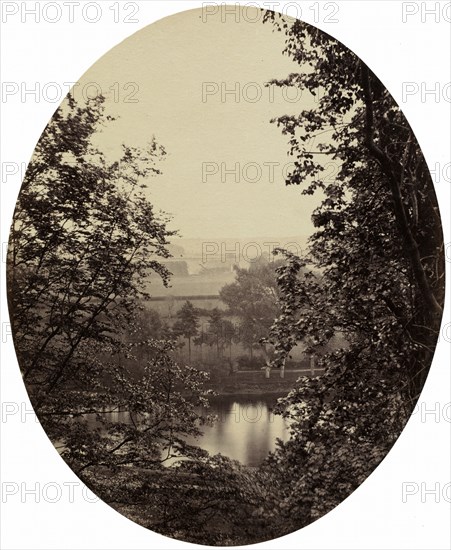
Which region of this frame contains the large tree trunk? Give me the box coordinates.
[360,63,443,321]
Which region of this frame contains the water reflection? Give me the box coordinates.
[183,394,289,466]
[84,394,289,466]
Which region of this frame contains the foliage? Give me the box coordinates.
[8,94,174,409]
[220,260,283,355]
[7,95,214,478]
[260,12,445,527]
[83,453,288,545]
[167,260,189,277]
[235,354,265,370]
[134,307,164,341]
[172,301,200,361]
[61,340,215,474]
[124,307,165,372]
[202,308,236,359]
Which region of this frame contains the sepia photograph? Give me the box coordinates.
[3,3,448,547]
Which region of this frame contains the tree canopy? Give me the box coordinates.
[220,259,283,355]
[260,12,445,528]
[173,301,200,361]
[7,94,214,475]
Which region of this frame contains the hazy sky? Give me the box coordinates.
[77,7,324,239]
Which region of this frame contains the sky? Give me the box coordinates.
[76,7,325,239]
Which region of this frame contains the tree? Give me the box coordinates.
[64,340,215,475]
[6,94,214,480]
[120,307,165,373]
[204,308,230,359]
[221,318,236,361]
[193,324,206,360]
[220,260,282,357]
[236,318,260,359]
[173,301,199,361]
[8,94,173,407]
[260,13,445,527]
[137,307,164,340]
[167,260,189,277]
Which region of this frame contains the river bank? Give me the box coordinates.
[207,367,322,396]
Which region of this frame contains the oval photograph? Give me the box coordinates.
[7,6,445,546]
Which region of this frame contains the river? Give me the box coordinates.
[185,394,290,465]
[85,394,290,466]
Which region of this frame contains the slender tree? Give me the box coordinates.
[173,301,199,362]
[205,308,229,359]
